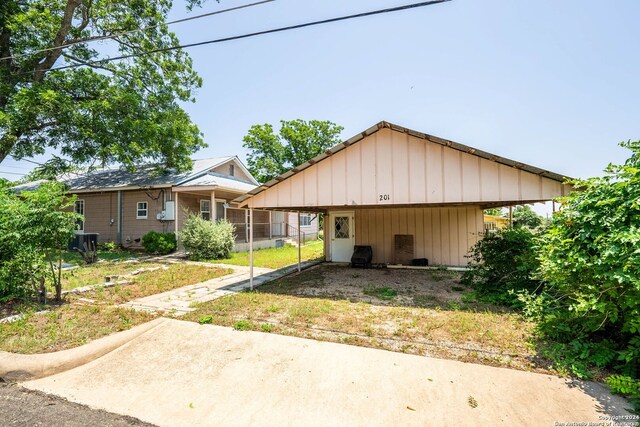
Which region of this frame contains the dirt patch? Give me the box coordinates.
[262,264,468,308]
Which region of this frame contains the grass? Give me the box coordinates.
[0,263,231,354]
[61,249,144,265]
[210,240,324,269]
[76,264,231,304]
[183,266,538,371]
[0,305,156,354]
[60,261,163,290]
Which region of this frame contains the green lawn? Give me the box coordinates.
[62,249,143,265]
[212,240,324,269]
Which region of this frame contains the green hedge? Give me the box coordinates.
[141,231,177,255]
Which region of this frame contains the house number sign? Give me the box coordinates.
[379,194,390,201]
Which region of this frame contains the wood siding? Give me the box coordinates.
[350,206,483,266]
[245,127,570,209]
[72,192,119,242]
[121,190,172,245]
[211,160,253,184]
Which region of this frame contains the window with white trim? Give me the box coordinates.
[300,213,312,227]
[136,201,148,219]
[74,200,85,231]
[200,199,211,220]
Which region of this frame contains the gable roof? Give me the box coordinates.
[13,156,258,193]
[234,121,571,207]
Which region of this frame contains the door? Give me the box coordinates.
[330,211,354,262]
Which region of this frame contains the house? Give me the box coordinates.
[14,156,318,250]
[483,214,510,232]
[234,121,571,267]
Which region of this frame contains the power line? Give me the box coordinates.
[0,170,26,176]
[0,0,275,63]
[10,156,44,166]
[28,0,451,76]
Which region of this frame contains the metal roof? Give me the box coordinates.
[13,156,257,193]
[233,121,571,205]
[177,172,258,192]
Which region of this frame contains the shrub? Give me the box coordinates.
[141,231,177,255]
[0,180,79,302]
[180,215,235,260]
[530,140,640,380]
[461,227,541,306]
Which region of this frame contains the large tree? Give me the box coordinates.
[0,0,209,173]
[243,119,344,183]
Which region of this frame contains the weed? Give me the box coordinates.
[233,320,253,331]
[363,287,398,300]
[198,315,213,325]
[260,323,274,333]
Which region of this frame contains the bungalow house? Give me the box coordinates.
[234,121,572,271]
[14,156,318,250]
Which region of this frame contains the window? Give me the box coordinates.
[229,164,235,176]
[200,199,211,220]
[300,213,312,227]
[136,201,148,219]
[74,200,85,232]
[334,216,349,239]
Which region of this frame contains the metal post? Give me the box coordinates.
[174,192,179,234]
[509,205,513,226]
[297,212,301,272]
[249,207,254,290]
[269,211,272,240]
[552,200,556,213]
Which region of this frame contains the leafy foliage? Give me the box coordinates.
[141,231,176,255]
[0,180,79,301]
[180,214,235,260]
[483,208,503,216]
[461,227,541,306]
[529,140,640,379]
[0,0,208,173]
[243,120,344,182]
[512,205,543,229]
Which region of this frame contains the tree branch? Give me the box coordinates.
[33,0,83,81]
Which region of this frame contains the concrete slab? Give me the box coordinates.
[23,319,632,427]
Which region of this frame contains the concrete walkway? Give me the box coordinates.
[120,261,320,315]
[22,319,633,427]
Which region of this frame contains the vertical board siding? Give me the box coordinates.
[354,206,482,266]
[245,128,570,210]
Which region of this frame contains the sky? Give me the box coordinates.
[2,0,639,215]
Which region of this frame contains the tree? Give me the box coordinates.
[512,205,543,229]
[483,208,503,216]
[0,0,209,173]
[0,180,79,301]
[532,140,640,379]
[243,119,344,183]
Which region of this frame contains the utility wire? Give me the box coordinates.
[26,0,451,75]
[0,170,26,176]
[0,0,276,62]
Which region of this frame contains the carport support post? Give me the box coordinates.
[297,212,301,272]
[249,207,254,290]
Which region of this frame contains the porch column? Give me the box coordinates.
[210,190,216,222]
[174,192,179,234]
[249,207,254,290]
[509,205,513,226]
[269,211,272,239]
[297,212,301,272]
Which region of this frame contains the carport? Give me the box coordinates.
[233,121,571,286]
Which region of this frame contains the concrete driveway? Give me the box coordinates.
[23,319,632,427]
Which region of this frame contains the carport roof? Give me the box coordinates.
[233,121,571,207]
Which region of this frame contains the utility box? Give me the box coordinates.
[157,201,175,221]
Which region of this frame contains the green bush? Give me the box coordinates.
[180,215,235,260]
[0,180,80,302]
[528,140,640,381]
[461,227,541,306]
[141,231,177,255]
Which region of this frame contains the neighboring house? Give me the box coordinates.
[235,121,572,267]
[14,156,318,250]
[483,214,510,232]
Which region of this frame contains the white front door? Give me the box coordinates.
[330,211,355,262]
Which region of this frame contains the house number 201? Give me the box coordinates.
[379,194,390,201]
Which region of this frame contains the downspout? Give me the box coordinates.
[117,191,123,244]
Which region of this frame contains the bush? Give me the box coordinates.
[141,231,177,255]
[461,227,540,306]
[529,140,640,380]
[0,180,79,302]
[180,215,235,260]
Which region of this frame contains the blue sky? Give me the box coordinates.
[2,0,639,192]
